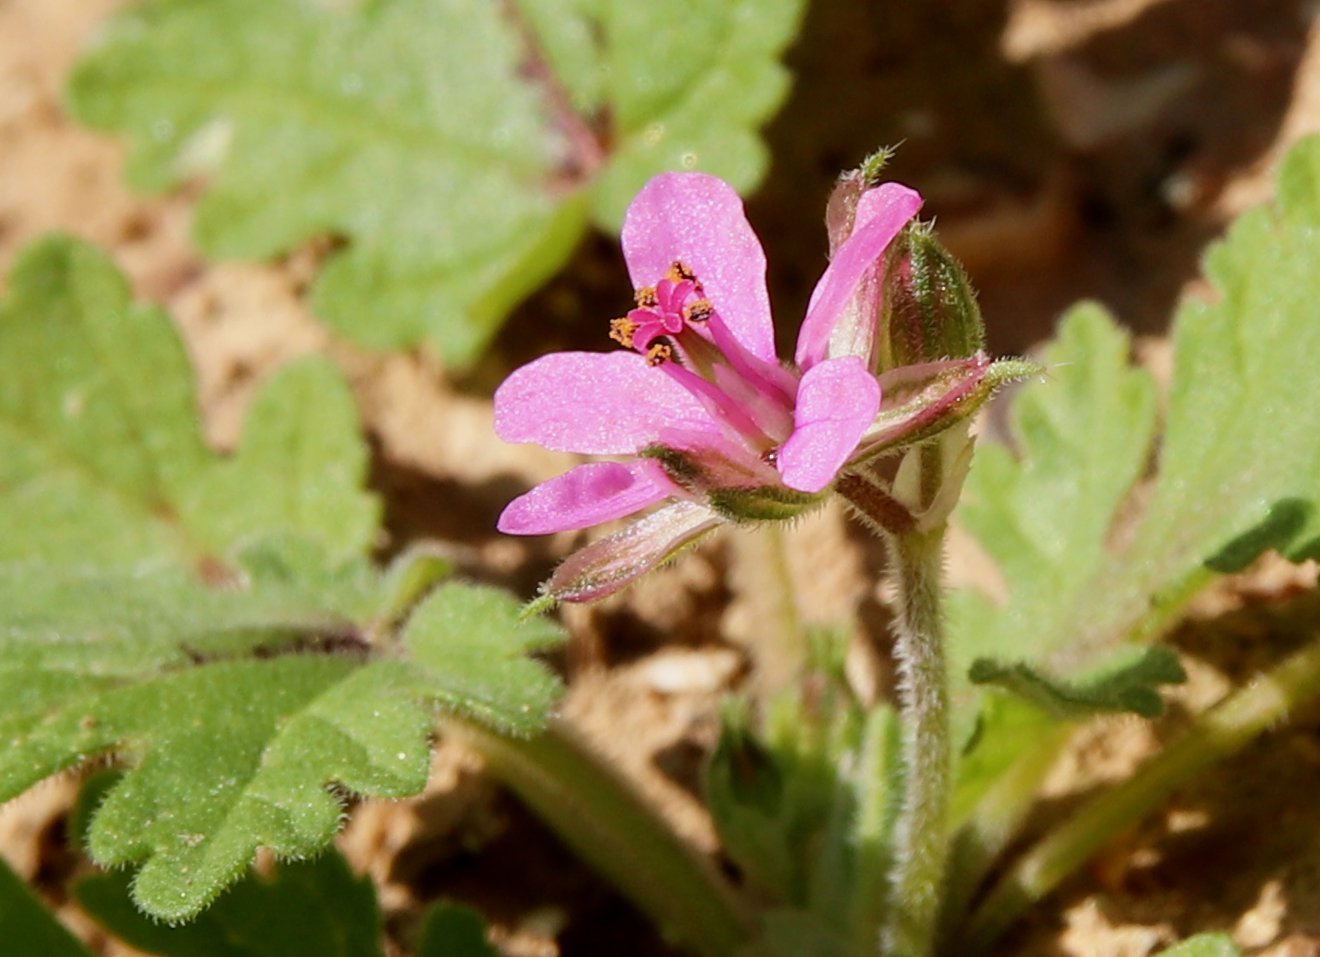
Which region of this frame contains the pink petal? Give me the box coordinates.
[777,357,881,493]
[495,351,718,455]
[497,460,676,535]
[546,500,724,603]
[621,172,776,364]
[794,183,923,370]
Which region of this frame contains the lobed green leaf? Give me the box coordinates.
[1128,136,1320,574]
[69,0,804,365]
[0,238,562,920]
[948,302,1158,689]
[968,646,1186,720]
[947,135,1320,861]
[952,137,1320,685]
[76,851,382,956]
[0,236,378,568]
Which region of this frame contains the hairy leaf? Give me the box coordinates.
[948,136,1320,836]
[0,239,562,920]
[76,852,381,956]
[69,0,804,365]
[1125,136,1320,576]
[1,571,558,920]
[0,857,94,957]
[948,302,1158,687]
[0,236,377,568]
[953,137,1320,679]
[968,646,1186,720]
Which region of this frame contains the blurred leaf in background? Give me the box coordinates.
[69,0,804,365]
[1153,935,1241,957]
[0,857,94,957]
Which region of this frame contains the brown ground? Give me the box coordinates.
[2,1,1320,955]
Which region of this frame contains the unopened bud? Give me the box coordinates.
[879,223,985,370]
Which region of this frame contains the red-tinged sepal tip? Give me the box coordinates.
[541,501,723,604]
[825,146,900,254]
[851,355,1040,465]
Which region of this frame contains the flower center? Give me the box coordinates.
[608,260,798,457]
[609,261,714,364]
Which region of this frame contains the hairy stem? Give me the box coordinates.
[452,717,756,957]
[880,527,952,957]
[848,707,900,957]
[957,632,1320,955]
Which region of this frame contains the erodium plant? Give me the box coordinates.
[3,3,1320,952]
[485,144,1320,957]
[493,160,1032,957]
[4,141,1320,955]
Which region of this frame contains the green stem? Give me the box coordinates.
[880,528,952,957]
[732,523,809,696]
[938,722,1073,946]
[848,706,901,957]
[957,632,1320,955]
[451,717,756,957]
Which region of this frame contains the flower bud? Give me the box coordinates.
[879,223,985,371]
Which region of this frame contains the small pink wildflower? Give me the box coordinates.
[494,171,990,603]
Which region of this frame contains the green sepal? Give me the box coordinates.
[639,445,825,523]
[879,222,986,371]
[708,485,828,523]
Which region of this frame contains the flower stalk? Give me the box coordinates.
[957,631,1320,955]
[879,527,952,957]
[451,717,756,957]
[827,500,952,957]
[493,162,1028,957]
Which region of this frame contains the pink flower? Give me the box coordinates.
[494,172,976,603]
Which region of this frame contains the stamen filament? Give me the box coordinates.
[658,362,773,452]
